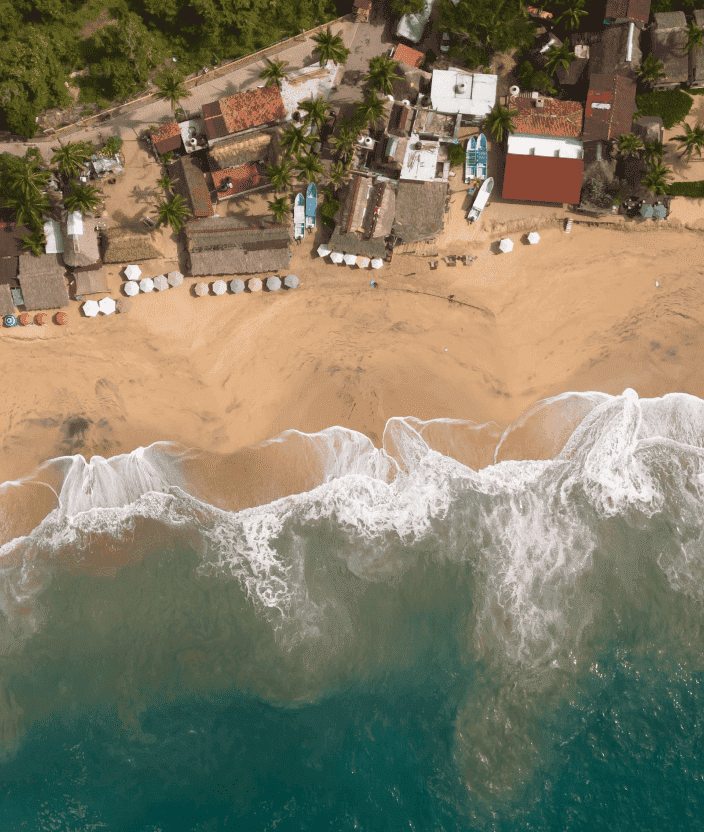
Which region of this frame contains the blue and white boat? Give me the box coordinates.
[293,193,305,240]
[475,133,488,180]
[464,133,488,182]
[467,176,494,223]
[305,183,317,231]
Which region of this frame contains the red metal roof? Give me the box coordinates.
[605,0,651,24]
[583,74,636,141]
[393,43,424,69]
[510,95,583,138]
[211,164,263,200]
[502,154,584,204]
[151,121,182,154]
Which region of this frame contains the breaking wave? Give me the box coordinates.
[1,389,704,805]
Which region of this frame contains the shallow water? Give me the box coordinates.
[0,390,703,829]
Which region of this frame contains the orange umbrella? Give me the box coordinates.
[34,313,48,326]
[54,311,68,326]
[18,312,32,326]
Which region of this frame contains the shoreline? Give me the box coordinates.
[2,224,703,490]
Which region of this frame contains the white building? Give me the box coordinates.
[430,68,498,120]
[506,134,584,159]
[400,134,448,182]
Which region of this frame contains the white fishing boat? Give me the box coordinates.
[466,176,494,223]
[293,193,305,240]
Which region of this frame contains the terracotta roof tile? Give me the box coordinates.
[393,44,424,69]
[502,154,584,204]
[151,121,182,153]
[215,86,286,136]
[211,164,263,199]
[605,0,651,24]
[510,95,583,138]
[583,74,636,141]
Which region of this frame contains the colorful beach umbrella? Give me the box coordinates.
[167,270,184,287]
[139,277,155,293]
[317,244,331,258]
[194,282,209,297]
[329,252,344,264]
[229,278,245,294]
[212,279,228,296]
[34,313,48,326]
[82,300,99,317]
[124,280,139,297]
[499,238,514,253]
[153,275,169,292]
[370,258,384,270]
[3,314,17,327]
[527,231,540,245]
[284,274,300,289]
[18,312,32,326]
[124,264,141,281]
[248,277,262,292]
[54,311,68,326]
[266,276,282,292]
[98,297,116,315]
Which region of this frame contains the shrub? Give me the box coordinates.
[447,143,465,166]
[666,180,704,197]
[635,89,693,129]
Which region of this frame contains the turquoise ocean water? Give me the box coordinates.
[0,391,703,830]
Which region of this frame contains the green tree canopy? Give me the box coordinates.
[51,141,93,181]
[64,181,102,214]
[156,193,191,233]
[390,0,425,16]
[154,68,189,113]
[312,27,350,66]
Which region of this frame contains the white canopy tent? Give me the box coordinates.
[343,253,357,266]
[194,282,209,297]
[356,257,371,269]
[499,238,514,253]
[230,278,245,294]
[248,277,263,292]
[317,244,331,258]
[527,231,540,245]
[98,297,116,315]
[167,270,184,287]
[370,258,384,270]
[124,264,141,281]
[82,300,99,317]
[139,277,155,292]
[266,276,282,291]
[212,279,228,295]
[329,252,344,264]
[124,280,139,297]
[153,275,169,291]
[284,275,300,289]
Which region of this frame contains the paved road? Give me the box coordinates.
[0,16,392,161]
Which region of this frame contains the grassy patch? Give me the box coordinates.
[635,89,693,128]
[666,180,704,197]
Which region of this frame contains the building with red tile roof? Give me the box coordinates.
[583,74,637,142]
[168,156,214,218]
[203,86,286,142]
[502,154,584,205]
[604,0,651,25]
[151,121,182,155]
[510,95,583,138]
[393,43,424,69]
[211,164,263,200]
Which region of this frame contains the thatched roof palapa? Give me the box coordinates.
[0,283,14,315]
[74,270,108,295]
[392,181,447,243]
[185,216,291,276]
[101,228,163,263]
[18,253,69,310]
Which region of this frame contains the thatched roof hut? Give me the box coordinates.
[185,216,291,276]
[74,270,108,295]
[0,283,14,315]
[392,181,447,243]
[17,253,69,310]
[101,228,163,263]
[62,212,101,269]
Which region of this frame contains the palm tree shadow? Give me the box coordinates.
[131,184,160,204]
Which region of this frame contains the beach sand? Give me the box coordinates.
[2,217,704,501]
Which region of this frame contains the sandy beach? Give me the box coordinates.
[2,210,704,491]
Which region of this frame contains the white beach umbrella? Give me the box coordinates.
[317,244,331,258]
[356,256,371,269]
[527,231,540,245]
[212,279,227,295]
[154,275,169,291]
[230,278,245,294]
[139,277,155,292]
[167,270,184,287]
[82,299,99,317]
[248,277,262,292]
[343,253,357,266]
[329,251,344,264]
[284,274,300,289]
[124,264,141,281]
[499,238,514,253]
[98,297,116,315]
[266,276,282,292]
[124,280,139,297]
[194,281,209,297]
[370,258,384,270]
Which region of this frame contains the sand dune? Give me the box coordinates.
[1,224,703,486]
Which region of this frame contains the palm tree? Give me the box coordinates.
[51,141,93,182]
[328,160,351,188]
[102,135,123,156]
[616,132,644,158]
[686,22,704,53]
[355,93,385,129]
[484,104,517,144]
[312,27,350,67]
[64,182,102,214]
[643,139,664,164]
[674,122,704,158]
[268,195,290,224]
[156,193,191,233]
[299,97,329,132]
[260,58,288,88]
[157,173,174,193]
[266,160,294,192]
[296,153,324,183]
[543,42,574,76]
[642,162,673,196]
[281,125,313,156]
[329,123,358,162]
[21,229,46,256]
[154,69,189,113]
[555,0,587,32]
[365,54,399,95]
[638,54,665,88]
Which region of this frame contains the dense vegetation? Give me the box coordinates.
[0,0,336,138]
[666,180,704,196]
[635,89,693,129]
